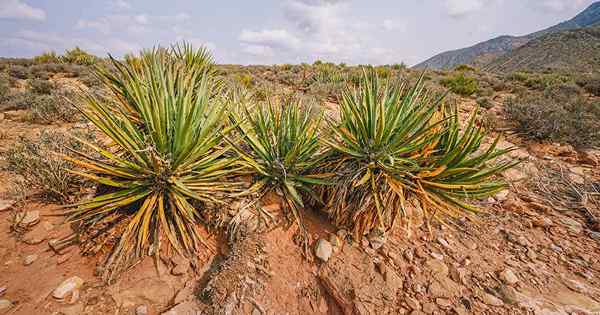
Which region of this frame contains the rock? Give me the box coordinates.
[319,246,402,314]
[0,200,15,212]
[482,293,503,306]
[579,150,599,166]
[403,249,414,262]
[422,302,436,314]
[496,285,519,305]
[23,224,48,245]
[171,263,189,276]
[564,279,586,294]
[560,217,583,234]
[435,298,452,308]
[430,252,444,260]
[57,252,72,265]
[425,259,448,276]
[17,210,40,227]
[428,276,461,298]
[590,232,600,242]
[162,301,200,315]
[135,305,149,315]
[499,269,518,285]
[533,217,553,228]
[0,287,6,296]
[23,254,38,266]
[61,304,84,315]
[367,228,386,250]
[53,276,84,299]
[315,239,333,262]
[526,248,538,260]
[405,297,421,311]
[0,299,12,310]
[495,190,510,202]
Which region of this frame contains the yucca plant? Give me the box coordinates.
[64,44,239,281]
[229,101,329,252]
[322,70,516,239]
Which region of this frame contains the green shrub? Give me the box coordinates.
[28,79,54,95]
[8,65,29,79]
[66,44,238,280]
[505,92,600,148]
[321,71,514,238]
[28,91,81,124]
[61,47,97,65]
[3,130,95,202]
[0,73,9,101]
[33,51,60,64]
[234,73,254,88]
[229,101,326,250]
[392,62,407,70]
[576,75,600,96]
[2,91,36,111]
[454,64,476,72]
[476,97,493,109]
[441,73,479,96]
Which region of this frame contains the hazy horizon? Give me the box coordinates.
[0,0,596,65]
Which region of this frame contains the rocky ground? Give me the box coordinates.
[0,96,599,315]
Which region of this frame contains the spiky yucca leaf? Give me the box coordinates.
[229,101,329,251]
[322,70,516,238]
[66,44,239,281]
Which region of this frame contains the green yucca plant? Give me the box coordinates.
[61,47,97,65]
[322,70,515,239]
[64,44,239,281]
[33,51,60,64]
[229,101,329,252]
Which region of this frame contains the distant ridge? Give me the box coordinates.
[414,2,600,70]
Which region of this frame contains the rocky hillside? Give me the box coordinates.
[486,26,600,73]
[414,1,600,70]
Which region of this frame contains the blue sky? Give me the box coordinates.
[0,0,596,65]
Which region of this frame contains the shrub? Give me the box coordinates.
[505,92,600,148]
[234,73,254,88]
[441,73,479,96]
[61,47,98,65]
[65,44,238,280]
[28,79,54,95]
[392,62,407,70]
[33,51,60,64]
[229,101,327,251]
[8,65,29,79]
[0,73,9,101]
[28,91,81,124]
[3,130,95,202]
[576,75,600,97]
[476,97,493,109]
[454,64,476,72]
[321,71,514,238]
[2,91,36,111]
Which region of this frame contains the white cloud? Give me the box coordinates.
[0,0,46,21]
[239,29,301,50]
[528,0,588,12]
[109,0,131,11]
[242,44,275,57]
[445,0,484,18]
[382,19,407,32]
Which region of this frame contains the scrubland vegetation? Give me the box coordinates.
[1,43,599,283]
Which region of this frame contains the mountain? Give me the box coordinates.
[414,2,600,70]
[486,26,600,73]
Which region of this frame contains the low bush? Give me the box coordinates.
[454,64,476,72]
[3,130,95,202]
[2,91,36,111]
[505,91,600,148]
[8,65,29,79]
[441,72,479,96]
[61,47,98,65]
[321,72,514,238]
[28,79,54,95]
[0,73,9,101]
[28,90,81,124]
[476,97,493,109]
[33,51,60,64]
[576,75,600,96]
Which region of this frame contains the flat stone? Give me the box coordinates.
[405,297,421,310]
[422,302,436,314]
[315,239,333,262]
[560,217,583,233]
[0,299,12,310]
[23,224,47,245]
[53,276,84,299]
[435,298,452,308]
[23,254,38,266]
[495,190,510,202]
[482,293,503,306]
[162,301,200,315]
[499,269,519,285]
[135,304,149,315]
[497,285,519,305]
[0,200,15,212]
[367,229,386,250]
[425,259,448,276]
[17,210,40,227]
[61,303,84,315]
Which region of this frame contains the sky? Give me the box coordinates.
[0,0,597,65]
